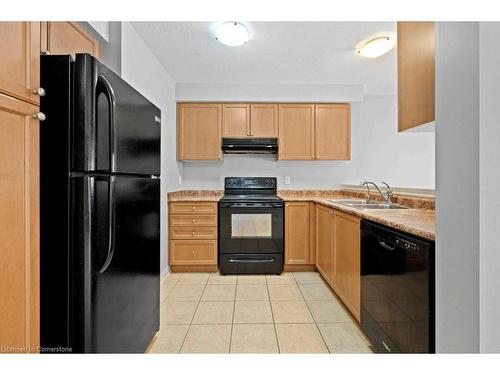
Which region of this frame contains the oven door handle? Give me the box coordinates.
[227,257,276,263]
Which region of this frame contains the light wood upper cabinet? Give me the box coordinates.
[45,22,100,58]
[250,104,278,137]
[285,202,311,265]
[222,103,278,138]
[222,104,250,137]
[177,102,350,161]
[278,104,315,160]
[315,104,351,160]
[177,103,222,160]
[397,22,435,131]
[315,204,334,284]
[0,93,40,352]
[0,22,41,105]
[333,211,361,321]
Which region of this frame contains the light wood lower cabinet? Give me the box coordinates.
[170,201,218,215]
[285,202,312,265]
[315,203,361,322]
[0,93,40,352]
[315,204,335,284]
[333,211,361,321]
[170,240,217,265]
[169,202,218,271]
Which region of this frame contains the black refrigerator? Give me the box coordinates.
[40,54,161,353]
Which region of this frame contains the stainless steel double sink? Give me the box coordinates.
[328,199,407,210]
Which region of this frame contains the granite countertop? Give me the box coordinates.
[168,189,435,241]
[168,190,223,202]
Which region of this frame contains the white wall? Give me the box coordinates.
[120,22,181,276]
[87,22,110,42]
[479,22,500,353]
[435,22,480,353]
[176,83,364,103]
[180,94,435,190]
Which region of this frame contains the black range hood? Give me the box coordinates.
[222,138,278,154]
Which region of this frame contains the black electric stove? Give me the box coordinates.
[218,177,284,275]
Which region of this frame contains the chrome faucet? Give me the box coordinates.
[361,180,394,205]
[380,181,394,204]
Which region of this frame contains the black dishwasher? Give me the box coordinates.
[360,220,435,353]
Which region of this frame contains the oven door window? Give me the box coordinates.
[231,214,272,238]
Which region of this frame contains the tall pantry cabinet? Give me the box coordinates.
[0,21,100,352]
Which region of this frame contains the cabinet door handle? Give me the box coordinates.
[192,206,196,211]
[192,219,196,223]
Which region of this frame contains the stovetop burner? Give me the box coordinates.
[220,177,281,202]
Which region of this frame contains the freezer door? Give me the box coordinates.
[73,54,161,175]
[71,175,160,353]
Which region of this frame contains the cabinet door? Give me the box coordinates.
[177,103,222,160]
[278,104,315,160]
[333,211,361,321]
[0,94,40,352]
[285,202,311,265]
[315,104,351,160]
[0,22,40,105]
[47,22,100,57]
[397,22,435,131]
[250,104,278,137]
[315,204,334,284]
[222,104,250,137]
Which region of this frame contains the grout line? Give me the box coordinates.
[266,276,281,354]
[296,274,332,354]
[178,274,209,353]
[228,280,237,354]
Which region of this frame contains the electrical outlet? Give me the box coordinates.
[178,175,182,185]
[284,176,291,185]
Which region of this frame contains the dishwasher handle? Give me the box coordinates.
[378,237,397,251]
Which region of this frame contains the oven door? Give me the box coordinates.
[218,202,284,255]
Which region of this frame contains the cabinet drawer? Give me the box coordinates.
[170,214,217,226]
[170,202,217,214]
[170,240,217,265]
[170,226,217,240]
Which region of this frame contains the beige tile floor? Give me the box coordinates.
[151,271,373,354]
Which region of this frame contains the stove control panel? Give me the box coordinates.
[224,177,277,190]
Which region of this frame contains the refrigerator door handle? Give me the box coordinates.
[99,176,116,274]
[96,75,117,173]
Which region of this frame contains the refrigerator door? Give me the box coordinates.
[73,54,161,176]
[71,175,160,353]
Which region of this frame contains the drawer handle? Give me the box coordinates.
[192,206,196,211]
[192,219,196,223]
[192,250,195,255]
[192,231,195,236]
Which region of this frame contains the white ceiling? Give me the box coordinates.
[131,22,397,95]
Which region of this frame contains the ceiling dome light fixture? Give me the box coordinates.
[357,36,395,58]
[215,22,249,46]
